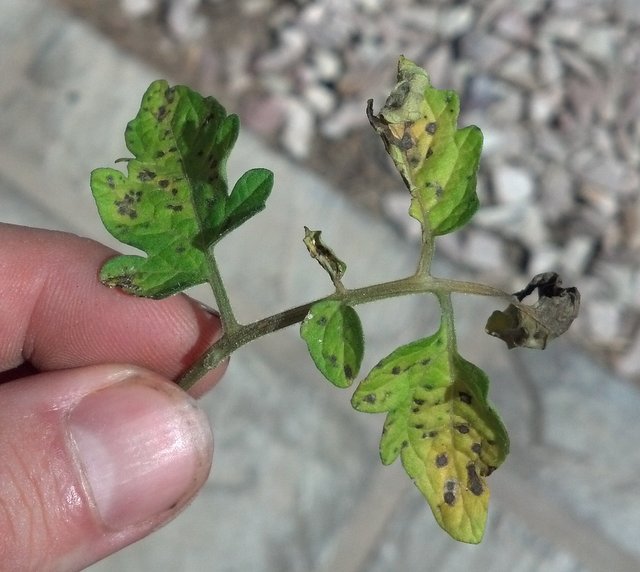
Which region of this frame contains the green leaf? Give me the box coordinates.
[367,56,482,236]
[91,80,273,298]
[301,300,364,388]
[351,321,509,544]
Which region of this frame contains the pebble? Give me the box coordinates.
[166,0,206,42]
[438,5,475,39]
[493,164,535,204]
[280,97,314,159]
[120,0,157,17]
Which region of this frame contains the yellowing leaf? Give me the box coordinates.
[351,321,508,543]
[367,56,482,236]
[301,301,364,388]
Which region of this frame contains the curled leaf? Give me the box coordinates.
[486,272,580,349]
[301,300,364,388]
[367,56,482,236]
[303,226,347,289]
[352,321,508,543]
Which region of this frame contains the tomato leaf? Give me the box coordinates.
[368,56,482,236]
[91,80,273,298]
[351,321,508,543]
[486,272,581,349]
[301,300,364,388]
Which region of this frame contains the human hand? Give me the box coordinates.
[0,224,225,570]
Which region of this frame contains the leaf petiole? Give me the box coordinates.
[177,272,511,391]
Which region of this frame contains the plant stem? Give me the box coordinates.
[205,248,239,333]
[177,272,512,392]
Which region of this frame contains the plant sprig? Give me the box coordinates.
[90,57,579,544]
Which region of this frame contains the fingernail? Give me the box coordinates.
[197,301,220,318]
[68,375,212,529]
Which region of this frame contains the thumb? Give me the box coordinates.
[0,365,213,571]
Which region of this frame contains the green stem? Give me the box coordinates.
[205,248,239,333]
[177,272,512,392]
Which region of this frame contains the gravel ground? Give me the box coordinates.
[58,0,640,381]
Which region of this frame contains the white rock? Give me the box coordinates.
[559,235,595,276]
[499,50,535,88]
[438,5,475,38]
[493,164,535,204]
[537,42,564,85]
[281,98,314,159]
[494,9,533,43]
[580,25,621,62]
[303,83,336,116]
[528,243,561,276]
[586,300,623,345]
[530,87,563,123]
[320,100,368,139]
[167,0,206,42]
[311,48,342,81]
[120,0,157,17]
[539,163,575,221]
[461,229,506,271]
[616,334,640,378]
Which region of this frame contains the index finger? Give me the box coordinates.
[0,224,224,394]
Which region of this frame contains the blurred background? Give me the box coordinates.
[2,0,640,570]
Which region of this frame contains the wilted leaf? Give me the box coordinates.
[351,321,508,544]
[301,300,364,388]
[486,272,580,349]
[303,227,347,289]
[367,56,482,236]
[91,80,273,298]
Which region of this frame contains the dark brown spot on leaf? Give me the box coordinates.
[413,423,424,429]
[459,391,472,404]
[158,179,170,188]
[444,491,456,506]
[413,398,425,406]
[328,354,338,366]
[426,122,437,134]
[363,393,376,404]
[467,463,484,496]
[456,424,470,434]
[385,81,410,109]
[106,175,115,189]
[138,169,156,182]
[435,453,448,468]
[344,365,353,379]
[317,316,327,326]
[156,106,167,121]
[155,150,165,159]
[472,443,482,454]
[165,86,176,103]
[420,358,431,366]
[391,366,401,375]
[398,132,414,150]
[428,430,438,438]
[166,204,183,212]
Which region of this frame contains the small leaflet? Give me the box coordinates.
[486,272,580,349]
[301,300,364,388]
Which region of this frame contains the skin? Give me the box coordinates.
[0,223,226,570]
